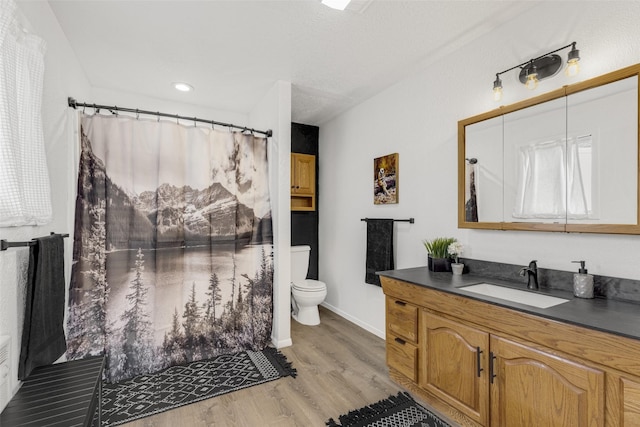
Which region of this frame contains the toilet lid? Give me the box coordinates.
[292,279,326,291]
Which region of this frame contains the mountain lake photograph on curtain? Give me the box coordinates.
[65,114,274,383]
[374,153,398,205]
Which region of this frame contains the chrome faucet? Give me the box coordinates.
[519,260,539,290]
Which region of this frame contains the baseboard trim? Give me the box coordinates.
[271,336,293,348]
[320,302,385,339]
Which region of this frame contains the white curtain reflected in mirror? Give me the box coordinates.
[514,139,567,219]
[514,135,593,220]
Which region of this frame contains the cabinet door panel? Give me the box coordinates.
[421,311,489,425]
[291,153,315,195]
[491,335,604,427]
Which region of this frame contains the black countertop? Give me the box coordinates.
[379,267,640,342]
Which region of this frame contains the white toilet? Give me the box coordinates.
[291,245,327,325]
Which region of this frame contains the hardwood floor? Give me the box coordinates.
[122,306,452,426]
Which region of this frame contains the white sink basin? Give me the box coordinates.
[460,283,569,309]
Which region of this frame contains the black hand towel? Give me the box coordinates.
[18,234,67,380]
[365,219,394,286]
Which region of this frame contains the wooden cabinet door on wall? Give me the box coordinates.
[490,335,605,427]
[420,311,490,426]
[291,153,315,211]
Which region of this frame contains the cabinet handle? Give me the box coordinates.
[394,337,406,345]
[394,300,407,306]
[489,352,497,384]
[296,186,300,189]
[476,347,483,377]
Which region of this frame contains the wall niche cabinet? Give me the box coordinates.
[291,152,316,211]
[381,276,640,427]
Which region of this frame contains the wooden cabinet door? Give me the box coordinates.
[490,335,605,427]
[420,311,490,425]
[606,373,640,426]
[291,153,315,195]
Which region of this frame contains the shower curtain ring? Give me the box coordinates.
[194,117,197,127]
[136,109,139,120]
[157,112,160,122]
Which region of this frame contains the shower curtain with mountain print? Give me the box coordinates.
[66,114,273,382]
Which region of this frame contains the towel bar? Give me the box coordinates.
[361,218,414,223]
[0,233,69,251]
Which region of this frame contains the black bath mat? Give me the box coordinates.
[101,347,296,426]
[326,392,451,427]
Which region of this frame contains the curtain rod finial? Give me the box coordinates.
[68,97,77,109]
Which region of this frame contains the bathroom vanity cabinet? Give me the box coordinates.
[381,274,640,427]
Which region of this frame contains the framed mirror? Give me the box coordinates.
[458,64,640,234]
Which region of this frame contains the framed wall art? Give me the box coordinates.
[373,153,398,204]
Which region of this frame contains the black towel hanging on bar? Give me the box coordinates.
[365,219,395,286]
[18,234,67,379]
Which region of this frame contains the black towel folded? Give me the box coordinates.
[18,234,67,380]
[365,219,394,286]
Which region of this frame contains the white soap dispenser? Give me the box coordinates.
[572,260,594,299]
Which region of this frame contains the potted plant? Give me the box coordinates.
[448,241,465,275]
[423,237,456,272]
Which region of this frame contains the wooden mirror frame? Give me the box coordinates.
[458,63,640,234]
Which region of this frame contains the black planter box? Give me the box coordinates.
[428,255,451,272]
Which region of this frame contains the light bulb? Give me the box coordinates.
[565,60,580,77]
[565,43,580,77]
[492,75,502,101]
[493,86,503,101]
[525,74,539,90]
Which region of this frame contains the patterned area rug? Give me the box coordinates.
[101,348,296,426]
[326,392,451,427]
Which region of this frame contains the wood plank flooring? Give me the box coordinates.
[122,306,453,427]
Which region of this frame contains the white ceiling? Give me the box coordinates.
[48,0,534,125]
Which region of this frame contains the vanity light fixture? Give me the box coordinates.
[492,41,581,100]
[173,82,194,92]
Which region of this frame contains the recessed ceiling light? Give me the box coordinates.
[321,0,351,11]
[173,82,193,92]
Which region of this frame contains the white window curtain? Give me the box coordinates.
[0,0,51,227]
[513,136,591,219]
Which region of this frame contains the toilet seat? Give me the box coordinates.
[292,279,326,292]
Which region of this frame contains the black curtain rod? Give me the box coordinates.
[67,97,273,138]
[1,233,69,251]
[361,218,415,224]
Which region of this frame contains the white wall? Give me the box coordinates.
[319,2,640,338]
[0,0,90,398]
[250,81,293,348]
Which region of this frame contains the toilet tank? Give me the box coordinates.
[291,245,311,281]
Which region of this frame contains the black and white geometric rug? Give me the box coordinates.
[326,392,451,427]
[101,348,297,426]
